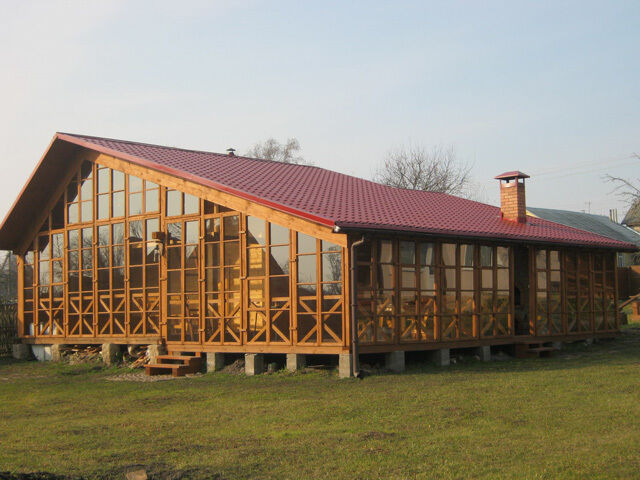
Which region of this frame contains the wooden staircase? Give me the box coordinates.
[514,342,559,359]
[144,351,203,377]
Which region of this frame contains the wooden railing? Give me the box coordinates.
[0,303,17,356]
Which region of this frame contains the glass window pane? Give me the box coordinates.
[321,240,340,252]
[129,192,143,216]
[81,201,92,223]
[322,253,342,282]
[270,276,289,298]
[97,194,109,220]
[146,218,159,240]
[378,240,393,263]
[185,221,199,244]
[67,203,78,224]
[112,170,125,191]
[129,176,143,192]
[497,247,509,267]
[184,193,199,215]
[68,229,79,250]
[549,250,560,270]
[536,250,547,269]
[401,267,416,288]
[248,247,266,276]
[400,241,415,265]
[67,181,79,203]
[460,244,474,267]
[270,223,289,245]
[166,190,181,216]
[112,223,124,244]
[298,233,316,254]
[145,189,159,212]
[420,243,434,266]
[82,227,92,245]
[98,225,110,246]
[129,220,143,242]
[112,191,125,217]
[224,242,240,266]
[223,216,240,240]
[297,255,317,284]
[442,244,456,266]
[378,264,394,289]
[205,218,220,242]
[97,168,109,194]
[51,233,64,258]
[480,246,493,267]
[167,223,182,244]
[269,245,290,275]
[420,267,435,290]
[247,216,266,245]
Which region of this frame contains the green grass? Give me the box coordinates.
[2,330,640,480]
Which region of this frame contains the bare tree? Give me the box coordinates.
[605,153,640,208]
[375,143,472,197]
[246,138,308,164]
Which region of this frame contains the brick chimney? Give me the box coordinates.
[495,171,530,223]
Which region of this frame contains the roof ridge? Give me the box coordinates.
[58,131,331,171]
[57,132,485,201]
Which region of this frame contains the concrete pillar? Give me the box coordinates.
[429,348,450,367]
[338,353,353,378]
[245,353,264,376]
[50,344,64,362]
[101,343,120,365]
[385,351,405,372]
[12,343,30,360]
[146,344,166,364]
[551,342,563,350]
[584,338,594,346]
[31,345,52,361]
[286,353,306,372]
[475,346,491,362]
[206,353,225,372]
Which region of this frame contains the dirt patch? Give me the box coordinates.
[105,372,202,382]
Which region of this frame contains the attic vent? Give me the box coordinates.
[226,148,236,156]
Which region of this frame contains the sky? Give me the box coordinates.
[0,0,638,223]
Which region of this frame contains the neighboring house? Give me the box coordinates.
[622,201,640,233]
[527,207,640,267]
[0,133,636,376]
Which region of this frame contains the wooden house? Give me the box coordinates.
[1,133,635,376]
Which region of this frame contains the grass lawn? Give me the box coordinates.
[1,329,640,480]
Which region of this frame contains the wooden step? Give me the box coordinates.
[156,355,201,366]
[167,351,203,358]
[514,343,559,359]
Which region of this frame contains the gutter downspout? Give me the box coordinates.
[350,235,366,378]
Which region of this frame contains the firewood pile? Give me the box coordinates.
[60,345,101,364]
[58,344,149,368]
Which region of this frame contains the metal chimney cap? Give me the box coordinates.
[226,148,236,156]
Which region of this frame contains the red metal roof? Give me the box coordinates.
[34,133,638,250]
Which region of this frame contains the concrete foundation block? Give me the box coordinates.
[338,353,353,378]
[206,353,225,372]
[31,345,52,362]
[429,348,450,367]
[146,344,166,364]
[551,342,563,350]
[50,344,64,362]
[385,351,405,372]
[101,343,120,365]
[475,346,491,362]
[12,343,30,360]
[245,353,264,376]
[286,353,306,372]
